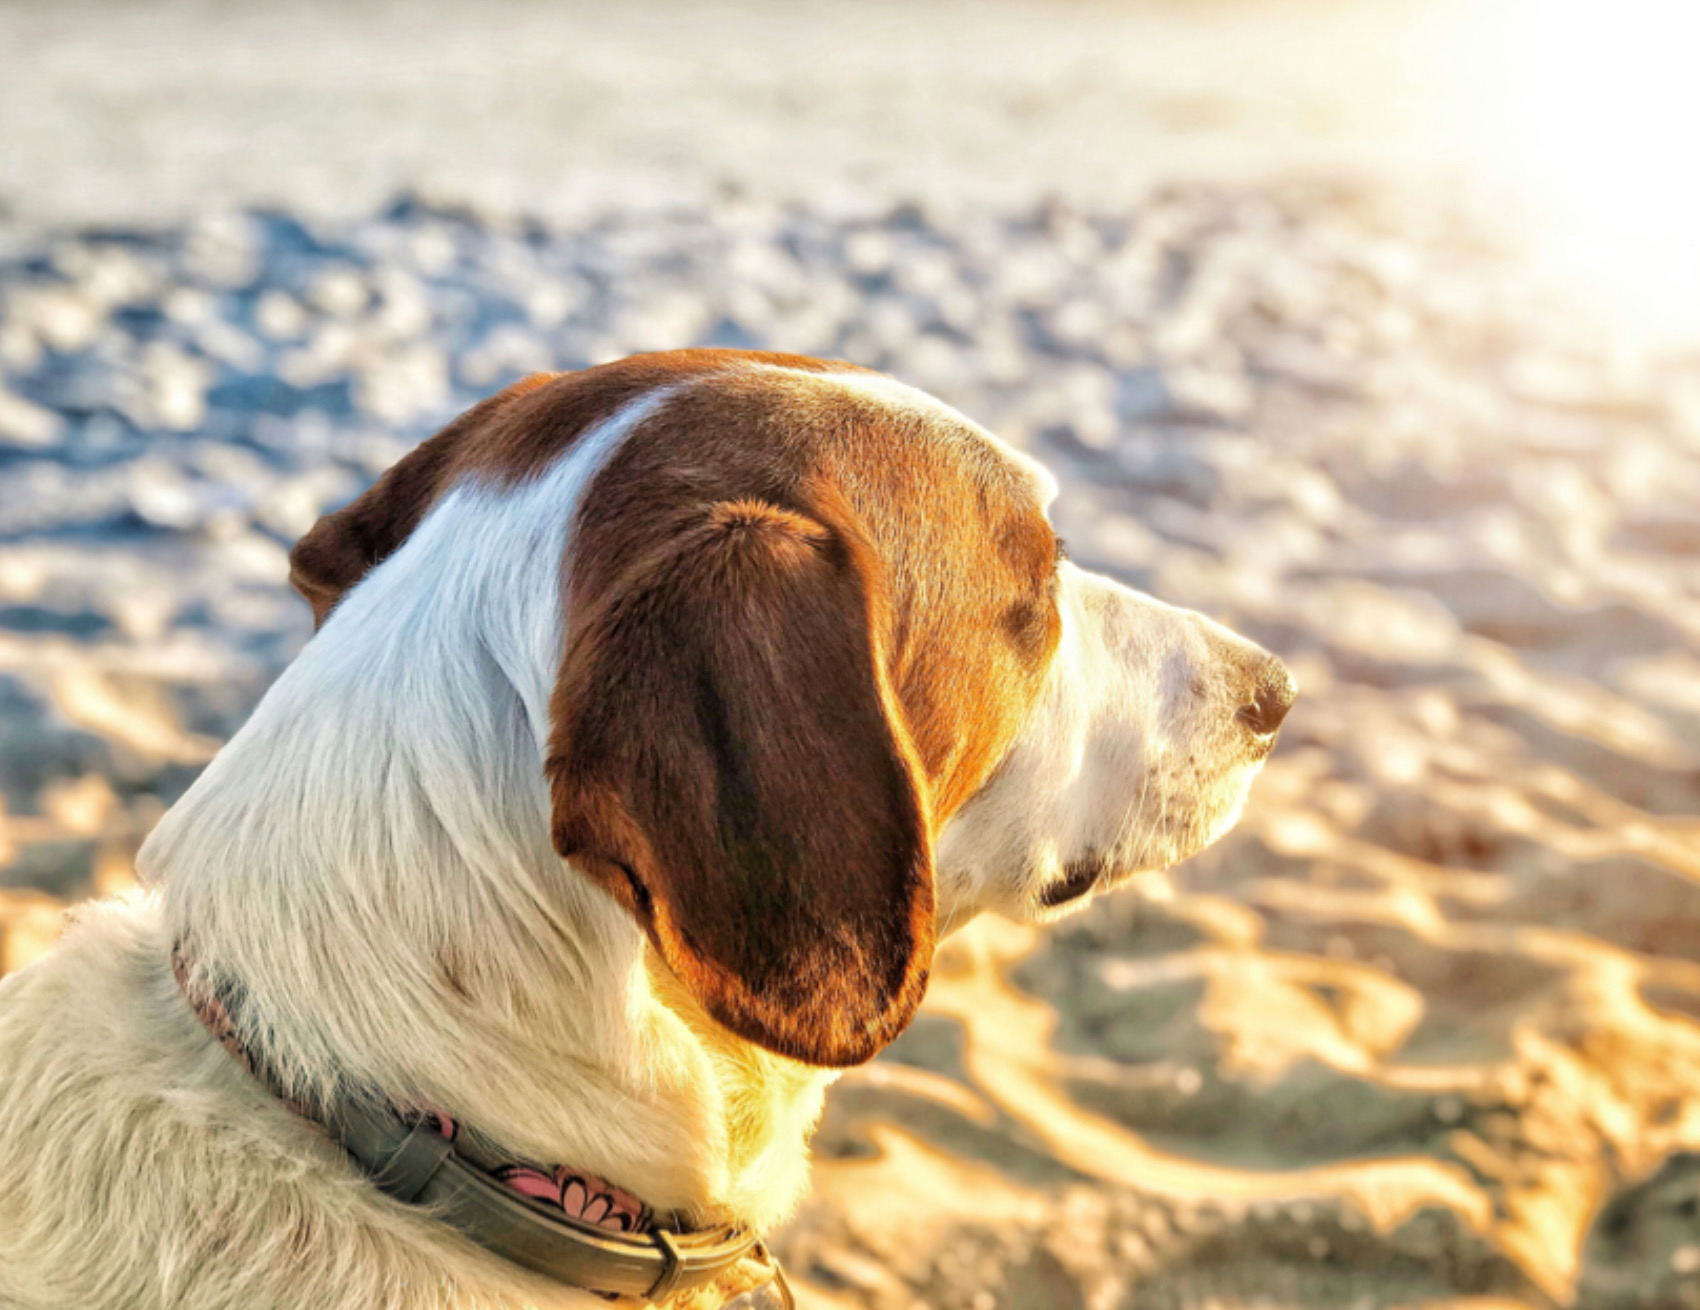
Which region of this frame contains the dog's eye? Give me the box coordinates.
[1054,536,1070,568]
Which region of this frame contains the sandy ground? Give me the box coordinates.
[4,3,1700,1309]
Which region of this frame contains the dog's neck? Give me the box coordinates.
[142,409,830,1237]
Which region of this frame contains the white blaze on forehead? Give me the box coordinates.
[775,365,1060,515]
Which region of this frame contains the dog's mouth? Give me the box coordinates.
[1036,760,1267,912]
[1038,853,1119,909]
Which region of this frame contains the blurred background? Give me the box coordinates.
[3,1,1700,1306]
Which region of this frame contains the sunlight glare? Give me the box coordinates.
[1503,0,1700,344]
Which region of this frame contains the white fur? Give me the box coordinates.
[0,367,1279,1310]
[1,388,826,1310]
[936,565,1275,925]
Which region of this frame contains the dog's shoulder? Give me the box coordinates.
[0,898,597,1310]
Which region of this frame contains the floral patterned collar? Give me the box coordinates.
[170,944,652,1235]
[169,945,796,1306]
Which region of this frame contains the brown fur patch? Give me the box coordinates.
[563,363,1060,819]
[548,490,933,1066]
[287,351,1061,1066]
[287,352,870,628]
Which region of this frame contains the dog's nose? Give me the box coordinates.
[1237,658,1297,735]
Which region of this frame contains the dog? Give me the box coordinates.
[0,350,1293,1309]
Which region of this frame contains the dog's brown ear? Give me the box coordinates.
[547,498,936,1067]
[287,375,558,628]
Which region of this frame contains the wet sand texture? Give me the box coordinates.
[3,186,1700,1308]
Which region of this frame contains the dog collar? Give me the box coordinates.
[171,945,793,1308]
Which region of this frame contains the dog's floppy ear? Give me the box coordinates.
[547,497,936,1067]
[288,374,558,628]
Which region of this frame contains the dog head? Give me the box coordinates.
[288,351,1291,1068]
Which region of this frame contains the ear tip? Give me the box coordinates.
[699,943,936,1068]
[287,515,364,628]
[791,972,934,1067]
[286,564,338,629]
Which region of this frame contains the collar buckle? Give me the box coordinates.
[173,944,770,1305]
[648,1230,687,1302]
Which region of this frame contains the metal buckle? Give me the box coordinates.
[647,1229,687,1302]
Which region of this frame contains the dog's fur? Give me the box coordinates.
[0,351,1290,1309]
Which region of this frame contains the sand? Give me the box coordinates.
[3,3,1700,1307]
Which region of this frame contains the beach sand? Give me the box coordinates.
[3,3,1700,1307]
